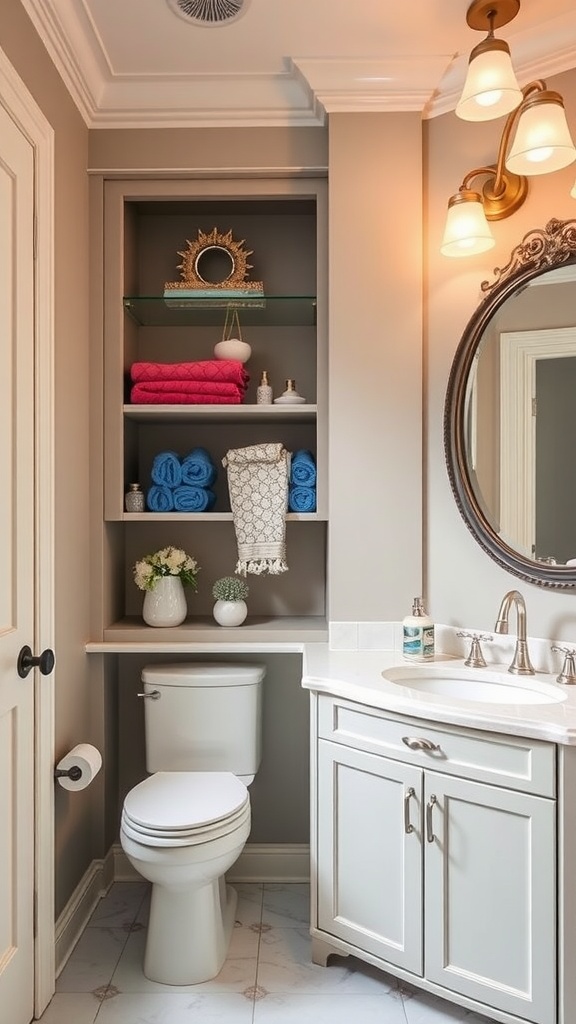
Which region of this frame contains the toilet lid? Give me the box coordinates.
[123,771,248,832]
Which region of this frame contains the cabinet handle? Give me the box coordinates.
[426,794,437,843]
[404,786,416,834]
[402,736,441,752]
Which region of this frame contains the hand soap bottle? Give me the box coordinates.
[403,597,435,661]
[256,370,273,405]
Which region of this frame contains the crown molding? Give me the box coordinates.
[290,56,453,120]
[20,0,576,128]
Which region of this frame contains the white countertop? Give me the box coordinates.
[302,645,576,746]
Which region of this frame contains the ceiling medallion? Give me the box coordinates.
[167,0,248,25]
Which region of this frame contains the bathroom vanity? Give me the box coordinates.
[302,647,576,1024]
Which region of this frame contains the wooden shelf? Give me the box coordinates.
[124,404,317,424]
[121,511,324,522]
[89,615,328,651]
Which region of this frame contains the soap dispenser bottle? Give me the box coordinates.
[403,597,435,661]
[256,370,273,405]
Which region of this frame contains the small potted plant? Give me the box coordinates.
[134,546,200,627]
[212,575,249,627]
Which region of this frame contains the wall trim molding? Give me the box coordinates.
[54,849,115,977]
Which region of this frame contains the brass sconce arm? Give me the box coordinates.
[453,79,570,222]
[443,1,576,256]
[454,82,548,221]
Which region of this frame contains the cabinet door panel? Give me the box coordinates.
[317,739,423,973]
[425,773,555,1024]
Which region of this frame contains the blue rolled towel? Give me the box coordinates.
[146,485,174,512]
[290,449,317,487]
[151,450,182,488]
[288,485,316,513]
[181,447,217,488]
[173,485,216,512]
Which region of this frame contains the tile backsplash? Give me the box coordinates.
[329,620,568,676]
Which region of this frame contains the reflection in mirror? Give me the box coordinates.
[195,245,235,284]
[445,218,576,588]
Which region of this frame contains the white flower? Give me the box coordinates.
[133,545,201,592]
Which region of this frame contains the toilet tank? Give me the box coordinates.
[140,662,265,775]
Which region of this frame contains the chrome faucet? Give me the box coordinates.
[494,590,535,675]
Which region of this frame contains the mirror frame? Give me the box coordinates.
[444,217,576,589]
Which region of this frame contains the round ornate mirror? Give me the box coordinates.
[444,217,576,588]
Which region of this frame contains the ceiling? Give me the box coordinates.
[20,0,576,128]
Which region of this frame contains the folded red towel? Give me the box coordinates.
[131,380,245,404]
[130,360,249,387]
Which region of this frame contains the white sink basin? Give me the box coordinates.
[382,664,567,705]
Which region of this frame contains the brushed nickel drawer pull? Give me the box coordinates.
[426,794,437,843]
[402,736,441,752]
[404,786,416,834]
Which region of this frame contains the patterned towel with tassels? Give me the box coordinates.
[222,443,289,576]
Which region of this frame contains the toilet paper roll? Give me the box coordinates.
[55,743,102,791]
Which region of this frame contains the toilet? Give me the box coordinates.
[120,661,266,985]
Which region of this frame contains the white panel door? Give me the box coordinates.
[424,773,556,1024]
[0,103,36,1024]
[317,740,423,973]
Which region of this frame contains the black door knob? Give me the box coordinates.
[17,645,55,679]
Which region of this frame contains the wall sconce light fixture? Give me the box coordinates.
[441,0,576,257]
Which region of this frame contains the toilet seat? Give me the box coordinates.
[121,771,250,848]
[121,804,250,848]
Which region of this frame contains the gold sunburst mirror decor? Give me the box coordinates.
[164,227,264,298]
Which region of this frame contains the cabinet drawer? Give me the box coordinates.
[317,695,555,797]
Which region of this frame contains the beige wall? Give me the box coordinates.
[425,67,576,641]
[327,113,423,621]
[0,2,97,915]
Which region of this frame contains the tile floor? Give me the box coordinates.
[39,881,493,1023]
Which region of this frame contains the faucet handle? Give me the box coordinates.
[457,631,493,668]
[551,645,576,685]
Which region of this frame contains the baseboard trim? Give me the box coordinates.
[54,848,115,977]
[112,841,310,884]
[229,843,310,882]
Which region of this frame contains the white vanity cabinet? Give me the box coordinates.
[312,693,557,1024]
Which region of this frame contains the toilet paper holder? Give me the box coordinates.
[54,764,83,782]
[54,743,102,790]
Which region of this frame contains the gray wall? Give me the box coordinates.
[116,654,310,843]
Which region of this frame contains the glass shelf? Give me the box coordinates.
[123,295,317,328]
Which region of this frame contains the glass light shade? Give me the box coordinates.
[506,94,576,175]
[456,44,522,122]
[441,192,495,258]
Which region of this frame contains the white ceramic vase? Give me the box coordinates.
[142,576,187,627]
[212,599,248,627]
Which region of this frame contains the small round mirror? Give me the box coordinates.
[194,245,235,285]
